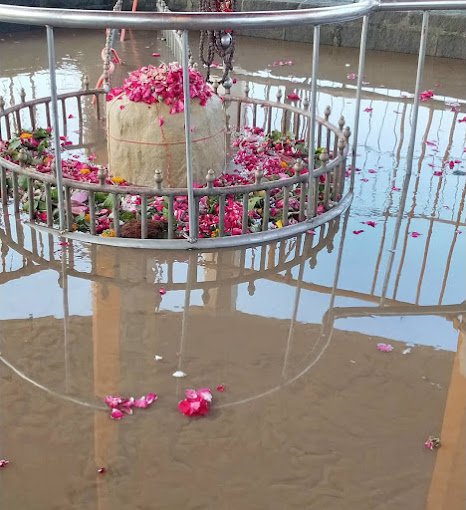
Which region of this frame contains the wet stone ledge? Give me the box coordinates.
[166,0,466,60]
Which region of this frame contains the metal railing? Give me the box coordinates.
[0,0,465,248]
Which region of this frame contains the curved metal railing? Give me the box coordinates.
[1,0,466,248]
[0,84,350,248]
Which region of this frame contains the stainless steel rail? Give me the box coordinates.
[0,1,378,29]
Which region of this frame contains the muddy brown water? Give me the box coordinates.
[0,29,465,510]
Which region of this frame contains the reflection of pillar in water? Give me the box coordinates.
[92,246,121,510]
[426,321,466,509]
[202,251,240,313]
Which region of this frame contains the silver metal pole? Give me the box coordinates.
[406,11,429,177]
[307,25,320,218]
[350,15,369,190]
[46,26,66,232]
[181,30,197,242]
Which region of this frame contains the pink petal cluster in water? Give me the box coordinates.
[106,63,213,114]
[376,343,394,352]
[178,388,213,417]
[104,393,157,420]
[420,90,434,102]
[0,459,9,468]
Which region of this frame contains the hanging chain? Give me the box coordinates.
[103,0,124,89]
[199,0,236,85]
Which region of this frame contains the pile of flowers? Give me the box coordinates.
[106,63,213,114]
[178,388,213,417]
[0,126,337,239]
[104,393,157,420]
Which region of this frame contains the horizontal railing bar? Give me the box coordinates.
[0,89,103,117]
[0,153,345,197]
[378,0,466,11]
[28,191,353,250]
[0,1,377,30]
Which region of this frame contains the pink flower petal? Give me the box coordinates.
[152,52,161,57]
[391,186,401,191]
[346,72,357,80]
[410,231,422,238]
[306,229,316,235]
[0,459,9,468]
[104,395,123,409]
[286,92,300,101]
[360,178,369,182]
[363,107,373,113]
[110,408,124,420]
[368,169,377,174]
[458,116,466,123]
[362,221,376,227]
[216,384,226,392]
[376,342,394,352]
[134,393,157,408]
[420,89,434,102]
[433,171,443,176]
[67,114,74,119]
[118,398,134,414]
[197,388,213,403]
[352,229,364,235]
[185,389,198,399]
[159,288,167,295]
[158,116,165,127]
[97,467,106,474]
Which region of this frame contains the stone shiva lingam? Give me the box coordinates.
[106,63,226,188]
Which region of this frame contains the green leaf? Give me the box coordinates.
[94,192,107,203]
[248,195,262,211]
[8,138,21,151]
[18,175,28,191]
[103,194,114,208]
[120,211,135,222]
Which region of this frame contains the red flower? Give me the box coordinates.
[420,89,434,102]
[178,388,212,417]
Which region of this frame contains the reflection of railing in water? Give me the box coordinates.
[0,199,339,289]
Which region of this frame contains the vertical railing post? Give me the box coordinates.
[181,30,197,243]
[307,25,320,218]
[406,10,430,178]
[350,15,369,191]
[46,26,66,232]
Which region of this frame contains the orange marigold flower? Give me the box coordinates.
[84,213,91,222]
[101,229,116,238]
[280,161,288,168]
[19,132,33,140]
[111,176,125,184]
[79,168,90,175]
